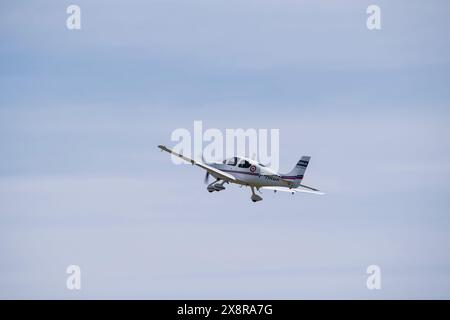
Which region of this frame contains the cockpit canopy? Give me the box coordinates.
[223,157,237,166]
[222,157,252,168]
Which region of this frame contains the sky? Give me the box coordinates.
[1,0,450,299]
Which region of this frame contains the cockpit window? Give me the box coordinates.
[238,160,251,168]
[224,157,237,166]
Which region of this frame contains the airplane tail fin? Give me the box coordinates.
[281,156,310,187]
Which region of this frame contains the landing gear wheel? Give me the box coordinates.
[207,179,220,193]
[250,186,263,202]
[251,194,263,202]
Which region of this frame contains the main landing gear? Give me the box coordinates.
[250,186,263,203]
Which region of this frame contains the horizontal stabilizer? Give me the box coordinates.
[261,186,324,195]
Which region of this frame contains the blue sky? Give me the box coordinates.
[1,0,450,298]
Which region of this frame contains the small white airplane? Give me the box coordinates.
[158,145,324,202]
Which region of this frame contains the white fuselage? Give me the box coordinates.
[209,161,292,188]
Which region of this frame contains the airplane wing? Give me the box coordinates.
[261,186,325,195]
[158,145,237,182]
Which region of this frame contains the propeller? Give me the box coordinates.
[201,153,210,184]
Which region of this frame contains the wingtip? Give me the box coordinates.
[158,145,168,152]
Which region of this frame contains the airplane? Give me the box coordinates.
[158,145,324,202]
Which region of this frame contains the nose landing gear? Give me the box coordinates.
[207,180,226,192]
